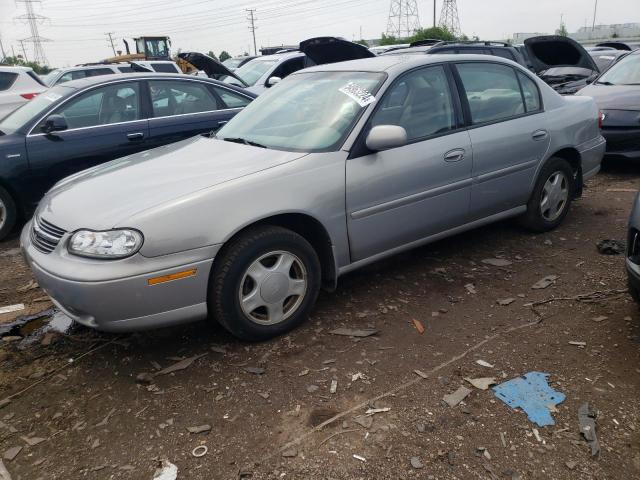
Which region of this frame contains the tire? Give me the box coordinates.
[209,226,321,341]
[519,157,575,232]
[630,279,640,305]
[0,186,17,242]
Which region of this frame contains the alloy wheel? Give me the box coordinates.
[0,197,6,232]
[540,171,569,222]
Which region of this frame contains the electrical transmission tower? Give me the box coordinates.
[439,0,461,36]
[15,0,50,65]
[386,0,421,38]
[246,9,257,56]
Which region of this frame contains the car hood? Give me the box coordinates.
[524,36,599,74]
[39,136,307,230]
[577,84,640,110]
[299,36,375,66]
[177,52,248,87]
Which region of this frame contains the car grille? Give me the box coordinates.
[31,217,67,254]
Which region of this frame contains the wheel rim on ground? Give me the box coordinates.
[540,171,569,222]
[238,250,308,325]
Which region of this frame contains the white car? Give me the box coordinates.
[0,66,48,119]
[41,61,182,87]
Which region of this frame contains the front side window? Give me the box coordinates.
[370,65,456,141]
[218,71,386,152]
[213,87,251,108]
[1,86,72,134]
[456,63,526,124]
[272,57,305,80]
[48,82,140,129]
[517,72,542,112]
[150,80,219,117]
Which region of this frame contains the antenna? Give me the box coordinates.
[439,0,461,37]
[386,1,421,38]
[15,0,50,65]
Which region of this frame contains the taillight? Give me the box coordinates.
[598,110,604,128]
[20,92,39,100]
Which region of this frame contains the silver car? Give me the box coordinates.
[21,54,605,340]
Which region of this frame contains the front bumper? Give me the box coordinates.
[20,221,219,332]
[602,127,640,161]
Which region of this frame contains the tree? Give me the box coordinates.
[407,26,456,44]
[207,50,219,60]
[379,33,399,46]
[219,51,231,62]
[354,39,368,47]
[2,55,51,74]
[557,21,568,37]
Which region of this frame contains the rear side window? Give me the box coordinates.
[272,58,305,80]
[491,48,515,61]
[151,63,179,73]
[0,72,18,91]
[517,72,541,112]
[117,66,133,73]
[212,87,251,108]
[85,68,115,78]
[456,63,525,124]
[149,80,219,117]
[58,70,87,84]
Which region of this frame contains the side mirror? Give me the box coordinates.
[365,125,407,151]
[41,114,68,134]
[266,76,282,87]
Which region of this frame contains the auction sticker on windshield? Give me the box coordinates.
[339,82,376,107]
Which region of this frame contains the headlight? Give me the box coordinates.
[68,229,143,259]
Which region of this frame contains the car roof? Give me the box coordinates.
[55,72,255,94]
[298,53,522,75]
[250,52,304,62]
[0,65,34,73]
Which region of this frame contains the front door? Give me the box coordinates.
[346,64,473,261]
[25,81,148,206]
[454,62,551,219]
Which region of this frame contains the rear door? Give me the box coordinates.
[145,79,252,149]
[24,80,149,203]
[453,62,550,219]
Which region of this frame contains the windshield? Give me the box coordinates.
[217,71,386,152]
[223,58,244,69]
[230,58,278,86]
[40,69,61,86]
[597,52,640,85]
[0,86,71,133]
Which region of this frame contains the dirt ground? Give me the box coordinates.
[1,162,639,480]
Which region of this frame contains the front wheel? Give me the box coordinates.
[209,226,321,341]
[519,157,574,232]
[0,186,17,241]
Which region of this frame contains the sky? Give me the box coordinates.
[0,0,638,67]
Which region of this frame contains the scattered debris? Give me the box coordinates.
[282,447,297,458]
[500,432,507,448]
[187,425,212,434]
[443,386,472,407]
[410,456,423,469]
[330,379,338,394]
[497,298,516,306]
[412,319,425,334]
[476,360,494,368]
[464,377,496,390]
[329,327,378,337]
[578,403,600,457]
[192,445,208,458]
[482,258,512,267]
[352,454,366,462]
[0,305,24,315]
[0,459,10,480]
[136,372,154,385]
[493,372,565,427]
[351,372,366,382]
[152,459,178,480]
[531,275,558,290]
[596,239,625,255]
[353,415,373,429]
[20,436,45,447]
[532,428,543,443]
[606,188,637,192]
[465,283,477,294]
[210,345,226,354]
[592,316,608,323]
[95,408,116,427]
[2,447,21,462]
[565,460,578,470]
[16,280,38,293]
[568,341,586,347]
[0,399,10,410]
[155,353,207,376]
[298,368,310,376]
[365,407,390,416]
[306,385,319,393]
[413,369,429,379]
[244,366,265,375]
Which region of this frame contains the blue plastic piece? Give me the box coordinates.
[492,372,565,427]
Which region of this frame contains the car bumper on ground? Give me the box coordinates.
[602,128,640,161]
[20,221,219,332]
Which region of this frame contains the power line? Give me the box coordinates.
[15,0,50,65]
[246,9,257,56]
[439,0,460,36]
[386,1,420,38]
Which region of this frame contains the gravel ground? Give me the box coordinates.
[0,164,639,480]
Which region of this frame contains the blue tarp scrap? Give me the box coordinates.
[492,371,565,427]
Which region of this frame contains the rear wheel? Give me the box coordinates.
[519,157,574,232]
[209,226,321,341]
[0,186,17,241]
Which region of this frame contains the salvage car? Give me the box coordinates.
[21,54,605,341]
[41,61,182,86]
[576,48,640,160]
[628,194,640,304]
[0,66,48,119]
[0,73,255,239]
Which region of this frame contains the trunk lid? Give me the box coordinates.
[524,35,599,74]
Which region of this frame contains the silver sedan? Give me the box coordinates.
[21,54,605,340]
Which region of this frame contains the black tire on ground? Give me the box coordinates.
[0,185,17,241]
[519,156,575,232]
[209,225,321,341]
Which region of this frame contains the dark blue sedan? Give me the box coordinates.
[0,73,256,239]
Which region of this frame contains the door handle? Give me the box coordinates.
[532,129,548,141]
[127,132,144,141]
[443,148,465,162]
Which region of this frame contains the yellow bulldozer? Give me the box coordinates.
[103,36,172,63]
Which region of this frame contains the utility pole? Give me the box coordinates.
[591,0,598,32]
[433,0,437,27]
[246,9,257,56]
[105,32,117,56]
[19,40,28,61]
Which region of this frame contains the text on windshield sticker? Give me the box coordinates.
[339,82,376,107]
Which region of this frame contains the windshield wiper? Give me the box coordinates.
[595,81,615,85]
[222,137,267,148]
